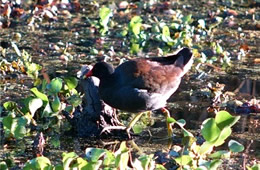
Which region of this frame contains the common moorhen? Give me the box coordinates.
[86,47,193,137]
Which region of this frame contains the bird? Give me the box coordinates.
[85,47,193,138]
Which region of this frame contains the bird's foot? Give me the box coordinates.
[100,125,136,139]
[100,125,126,134]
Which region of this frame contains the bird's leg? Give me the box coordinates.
[161,108,173,137]
[126,112,146,139]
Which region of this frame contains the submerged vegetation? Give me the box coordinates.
[0,0,259,169]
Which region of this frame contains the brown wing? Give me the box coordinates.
[114,59,182,92]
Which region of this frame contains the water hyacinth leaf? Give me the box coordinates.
[208,150,230,159]
[42,103,53,117]
[201,118,220,142]
[70,158,88,169]
[167,117,177,123]
[48,78,63,94]
[116,151,129,170]
[24,156,52,170]
[115,142,129,169]
[199,141,214,155]
[103,150,115,166]
[182,14,192,24]
[99,7,112,26]
[214,127,232,147]
[228,140,244,153]
[51,95,61,112]
[171,23,180,30]
[62,152,78,163]
[50,136,60,148]
[133,124,144,134]
[139,154,154,169]
[215,111,240,130]
[85,160,102,170]
[30,87,48,105]
[196,167,208,170]
[64,77,78,90]
[156,164,167,170]
[130,43,140,54]
[67,95,82,107]
[26,62,42,79]
[62,152,78,169]
[247,164,260,170]
[209,159,223,170]
[182,127,194,137]
[132,22,142,36]
[0,161,8,170]
[3,101,17,111]
[130,16,142,29]
[177,119,186,127]
[121,29,128,36]
[85,148,106,162]
[29,98,43,117]
[3,115,13,132]
[216,43,223,54]
[14,117,27,139]
[175,155,192,166]
[162,26,170,37]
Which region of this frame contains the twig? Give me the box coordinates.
[243,139,253,170]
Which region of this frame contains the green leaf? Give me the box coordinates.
[199,141,214,155]
[138,154,154,169]
[177,119,186,127]
[29,98,43,117]
[62,152,78,169]
[30,87,48,105]
[85,148,106,162]
[0,161,8,170]
[64,77,78,90]
[103,150,115,166]
[3,115,13,131]
[132,124,144,134]
[213,127,232,146]
[156,164,167,170]
[130,16,142,28]
[99,7,112,26]
[215,111,240,130]
[115,142,129,169]
[175,155,192,166]
[209,159,223,170]
[162,26,170,37]
[201,118,221,142]
[24,156,52,170]
[67,95,82,107]
[130,43,140,54]
[167,117,176,123]
[13,117,27,139]
[228,140,244,153]
[208,150,230,159]
[48,78,63,94]
[51,95,61,112]
[50,136,60,148]
[132,23,142,36]
[247,164,260,170]
[3,101,17,111]
[42,103,53,117]
[182,14,192,23]
[71,158,88,169]
[216,43,223,54]
[116,152,129,170]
